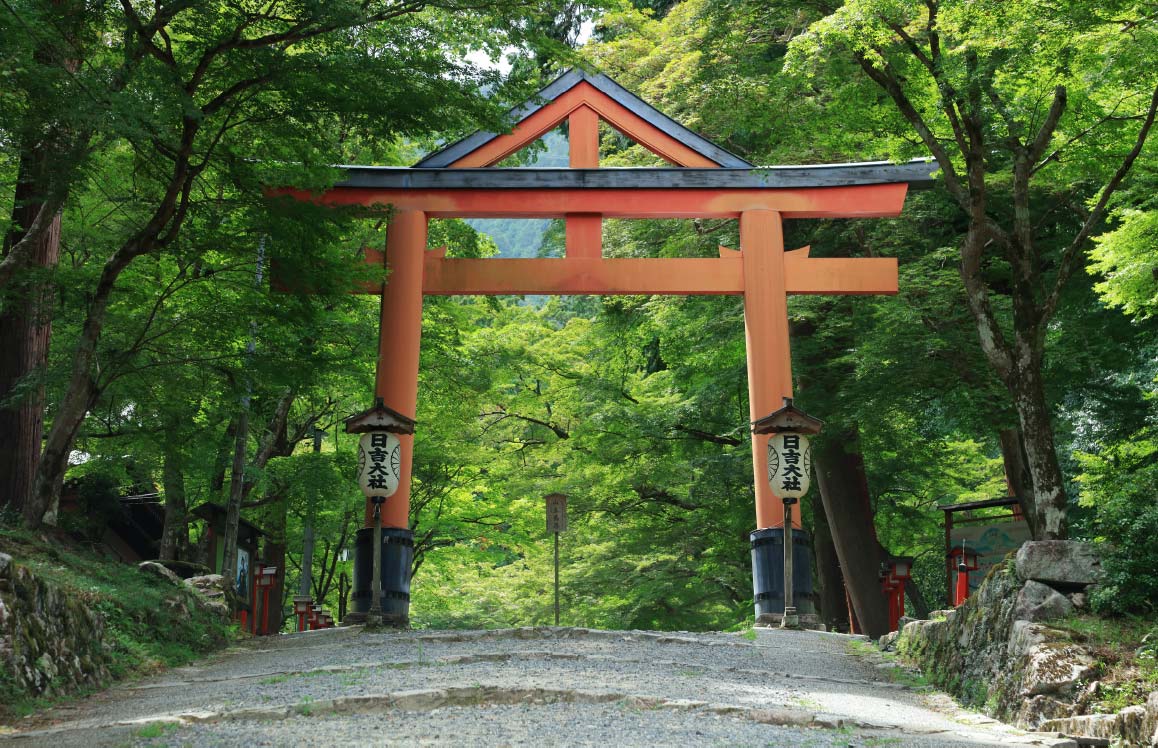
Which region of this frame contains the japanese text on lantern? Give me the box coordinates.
[357,431,402,498]
[766,433,811,501]
[780,435,802,493]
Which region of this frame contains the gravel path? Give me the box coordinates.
[0,626,1077,747]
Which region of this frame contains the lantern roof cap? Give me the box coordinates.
[344,398,416,434]
[751,397,823,435]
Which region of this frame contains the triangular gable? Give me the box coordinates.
[415,69,753,169]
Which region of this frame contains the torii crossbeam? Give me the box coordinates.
[283,69,934,626]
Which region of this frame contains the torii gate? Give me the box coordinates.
[286,69,933,625]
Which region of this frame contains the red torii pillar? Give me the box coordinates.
[740,209,794,532]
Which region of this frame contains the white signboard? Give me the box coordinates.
[766,433,812,500]
[357,431,402,498]
[546,493,568,533]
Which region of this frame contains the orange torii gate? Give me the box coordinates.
[287,69,933,626]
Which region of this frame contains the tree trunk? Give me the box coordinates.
[159,434,189,561]
[999,427,1039,537]
[22,109,202,529]
[811,491,848,632]
[0,153,62,516]
[298,521,315,598]
[813,431,890,638]
[222,388,295,596]
[0,0,86,518]
[904,576,930,620]
[1010,366,1068,539]
[209,420,235,497]
[258,415,291,633]
[221,406,250,595]
[262,493,288,633]
[962,231,1070,541]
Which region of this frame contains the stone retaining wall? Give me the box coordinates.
[1,553,230,706]
[0,551,112,698]
[891,541,1157,746]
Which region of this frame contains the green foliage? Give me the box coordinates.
[1089,208,1158,320]
[1075,433,1158,616]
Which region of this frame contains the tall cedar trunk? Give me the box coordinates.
[262,474,289,632]
[0,0,84,518]
[298,429,320,597]
[210,420,235,497]
[813,432,890,638]
[0,160,61,514]
[811,490,848,632]
[263,528,288,632]
[159,434,189,561]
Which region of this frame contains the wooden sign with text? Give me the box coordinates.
[545,493,568,533]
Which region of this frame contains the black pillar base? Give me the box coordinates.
[750,527,817,625]
[346,527,413,628]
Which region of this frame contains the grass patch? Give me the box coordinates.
[135,722,178,739]
[1051,614,1158,713]
[740,628,758,641]
[789,695,823,710]
[845,639,930,689]
[0,523,233,722]
[885,665,930,689]
[845,639,877,656]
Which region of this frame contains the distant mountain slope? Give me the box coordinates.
[465,130,567,258]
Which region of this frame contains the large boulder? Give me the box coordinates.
[138,560,183,586]
[1014,580,1075,622]
[1020,643,1097,697]
[1015,541,1101,589]
[184,574,232,620]
[185,573,227,600]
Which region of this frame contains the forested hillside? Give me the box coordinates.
[1,0,1155,639]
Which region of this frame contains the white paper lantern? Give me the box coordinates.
[766,433,812,500]
[356,431,402,498]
